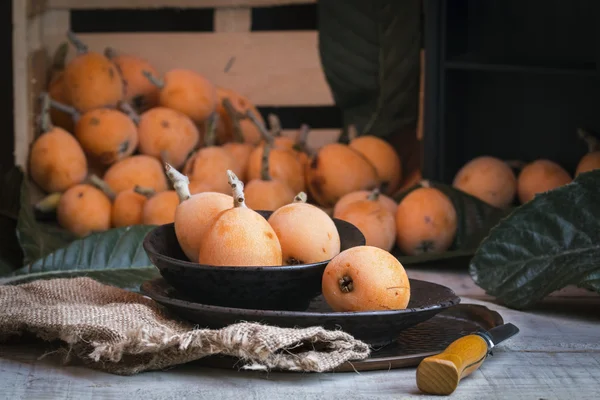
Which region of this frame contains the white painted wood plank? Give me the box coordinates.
[1,345,598,400]
[52,32,335,107]
[1,269,599,398]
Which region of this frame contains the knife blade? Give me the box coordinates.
[416,322,519,395]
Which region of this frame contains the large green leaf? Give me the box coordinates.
[0,268,159,293]
[391,180,512,265]
[468,170,600,309]
[0,166,26,274]
[12,224,157,276]
[318,0,421,138]
[16,176,76,264]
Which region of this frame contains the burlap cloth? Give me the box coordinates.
[0,277,370,375]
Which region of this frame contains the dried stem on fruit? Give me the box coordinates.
[35,192,62,213]
[66,30,88,55]
[419,179,431,189]
[48,42,69,83]
[222,98,244,143]
[38,92,53,133]
[260,141,272,181]
[204,112,219,147]
[133,185,156,198]
[268,113,282,137]
[577,128,600,153]
[227,170,247,208]
[104,47,118,60]
[347,124,359,141]
[88,174,116,201]
[48,97,81,123]
[367,187,381,201]
[118,101,141,125]
[223,56,236,73]
[142,70,165,89]
[165,163,191,203]
[293,192,308,203]
[246,110,273,144]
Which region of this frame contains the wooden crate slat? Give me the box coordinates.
[214,8,251,32]
[66,32,334,106]
[47,0,316,10]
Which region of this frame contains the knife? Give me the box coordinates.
[416,322,519,395]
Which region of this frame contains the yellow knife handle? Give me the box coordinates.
[416,334,490,395]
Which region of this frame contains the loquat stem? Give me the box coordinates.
[143,70,165,89]
[223,56,236,73]
[160,150,173,168]
[227,170,247,208]
[204,112,219,147]
[293,192,308,203]
[104,47,118,60]
[66,30,88,55]
[367,187,381,201]
[48,97,81,123]
[49,42,69,79]
[347,124,359,142]
[164,163,191,203]
[296,124,310,148]
[419,179,431,189]
[133,185,156,198]
[246,110,273,144]
[88,174,116,201]
[118,101,141,125]
[39,92,53,133]
[222,98,244,143]
[268,113,282,137]
[577,128,600,153]
[35,192,62,213]
[261,141,272,181]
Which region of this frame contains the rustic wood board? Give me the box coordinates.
[1,294,599,400]
[1,269,599,399]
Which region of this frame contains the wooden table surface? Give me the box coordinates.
[1,266,599,400]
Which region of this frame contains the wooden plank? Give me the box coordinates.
[27,0,48,18]
[56,32,334,107]
[214,8,252,33]
[1,344,598,399]
[13,0,31,169]
[47,0,316,10]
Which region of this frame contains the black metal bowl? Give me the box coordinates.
[142,210,366,311]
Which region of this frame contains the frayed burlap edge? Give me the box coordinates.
[0,277,371,375]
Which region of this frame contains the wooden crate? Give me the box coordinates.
[13,0,346,169]
[13,0,423,188]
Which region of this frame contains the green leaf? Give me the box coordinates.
[317,0,421,138]
[0,166,26,274]
[391,180,511,265]
[16,176,77,264]
[468,170,600,309]
[0,267,159,293]
[12,225,157,276]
